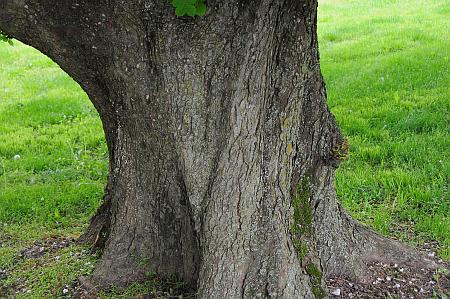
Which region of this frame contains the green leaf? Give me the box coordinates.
[176,5,197,17]
[195,2,207,16]
[172,0,197,16]
[171,0,207,17]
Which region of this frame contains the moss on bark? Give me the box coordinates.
[306,262,326,299]
[291,177,313,261]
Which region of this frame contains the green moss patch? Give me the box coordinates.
[306,262,326,299]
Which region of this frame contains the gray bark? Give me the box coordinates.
[0,0,436,297]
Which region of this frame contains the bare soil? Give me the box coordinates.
[4,237,449,298]
[20,237,75,259]
[327,243,450,298]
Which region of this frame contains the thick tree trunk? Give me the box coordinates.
[0,0,436,297]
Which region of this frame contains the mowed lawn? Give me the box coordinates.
[0,0,449,297]
[319,0,449,259]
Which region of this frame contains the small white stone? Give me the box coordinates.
[395,283,401,288]
[63,288,69,294]
[331,288,341,296]
[428,252,435,257]
[386,276,392,281]
[399,268,404,272]
[13,154,20,160]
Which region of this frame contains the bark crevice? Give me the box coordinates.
[77,189,111,250]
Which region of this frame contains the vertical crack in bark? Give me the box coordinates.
[240,271,249,299]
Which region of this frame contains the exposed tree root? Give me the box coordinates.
[77,165,443,298]
[356,222,439,271]
[318,211,439,284]
[77,195,111,251]
[308,166,439,286]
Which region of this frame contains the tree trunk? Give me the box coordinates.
[0,0,436,297]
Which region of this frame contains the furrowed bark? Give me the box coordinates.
[0,0,437,297]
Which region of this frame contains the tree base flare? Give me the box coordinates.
[76,164,444,298]
[73,241,449,299]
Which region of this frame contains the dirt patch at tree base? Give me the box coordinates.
[327,261,449,298]
[19,237,75,259]
[4,237,449,298]
[71,261,449,299]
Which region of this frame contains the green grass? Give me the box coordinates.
[0,43,107,297]
[319,0,449,258]
[0,0,449,297]
[0,43,107,227]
